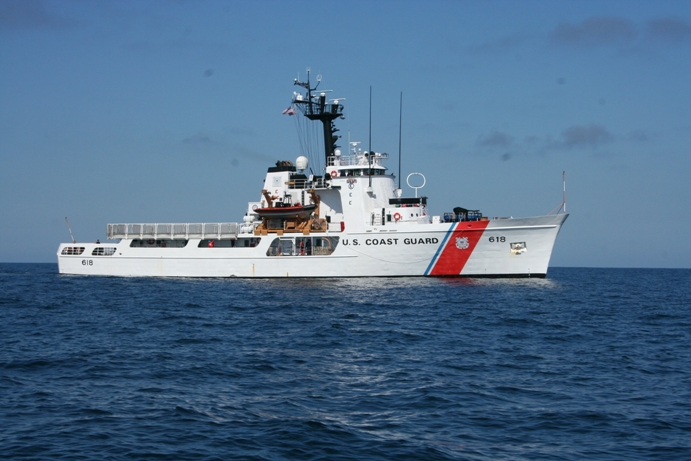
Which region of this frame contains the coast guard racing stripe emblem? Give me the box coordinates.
[456,237,469,249]
[427,220,490,275]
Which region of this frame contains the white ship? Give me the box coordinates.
[57,73,568,278]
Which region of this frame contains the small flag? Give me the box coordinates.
[282,106,296,116]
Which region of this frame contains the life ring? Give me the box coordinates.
[394,212,402,222]
[330,170,338,178]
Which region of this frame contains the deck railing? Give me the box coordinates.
[327,153,389,167]
[107,223,244,240]
[287,177,328,189]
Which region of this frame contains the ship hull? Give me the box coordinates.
[57,215,567,278]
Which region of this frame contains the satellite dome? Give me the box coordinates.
[296,156,308,171]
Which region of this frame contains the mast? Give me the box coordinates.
[293,70,344,162]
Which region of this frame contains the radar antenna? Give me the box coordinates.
[292,69,344,162]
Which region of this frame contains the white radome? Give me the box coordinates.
[296,156,308,171]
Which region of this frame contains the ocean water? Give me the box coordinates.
[1,265,690,461]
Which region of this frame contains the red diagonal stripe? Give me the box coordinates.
[430,220,490,276]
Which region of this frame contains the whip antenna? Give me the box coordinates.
[65,217,76,244]
[563,171,567,213]
[398,91,402,190]
[368,86,373,189]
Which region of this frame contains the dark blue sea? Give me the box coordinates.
[1,265,690,460]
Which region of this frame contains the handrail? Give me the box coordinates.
[287,177,328,189]
[107,222,248,240]
[327,153,389,167]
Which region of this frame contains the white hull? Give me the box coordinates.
[57,215,567,278]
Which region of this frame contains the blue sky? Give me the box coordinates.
[1,0,690,268]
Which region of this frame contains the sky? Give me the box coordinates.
[1,0,690,268]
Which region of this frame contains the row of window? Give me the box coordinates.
[92,247,116,256]
[337,169,385,177]
[128,238,263,248]
[129,239,190,248]
[61,247,85,255]
[63,236,340,257]
[266,237,339,257]
[61,247,116,256]
[198,238,261,248]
